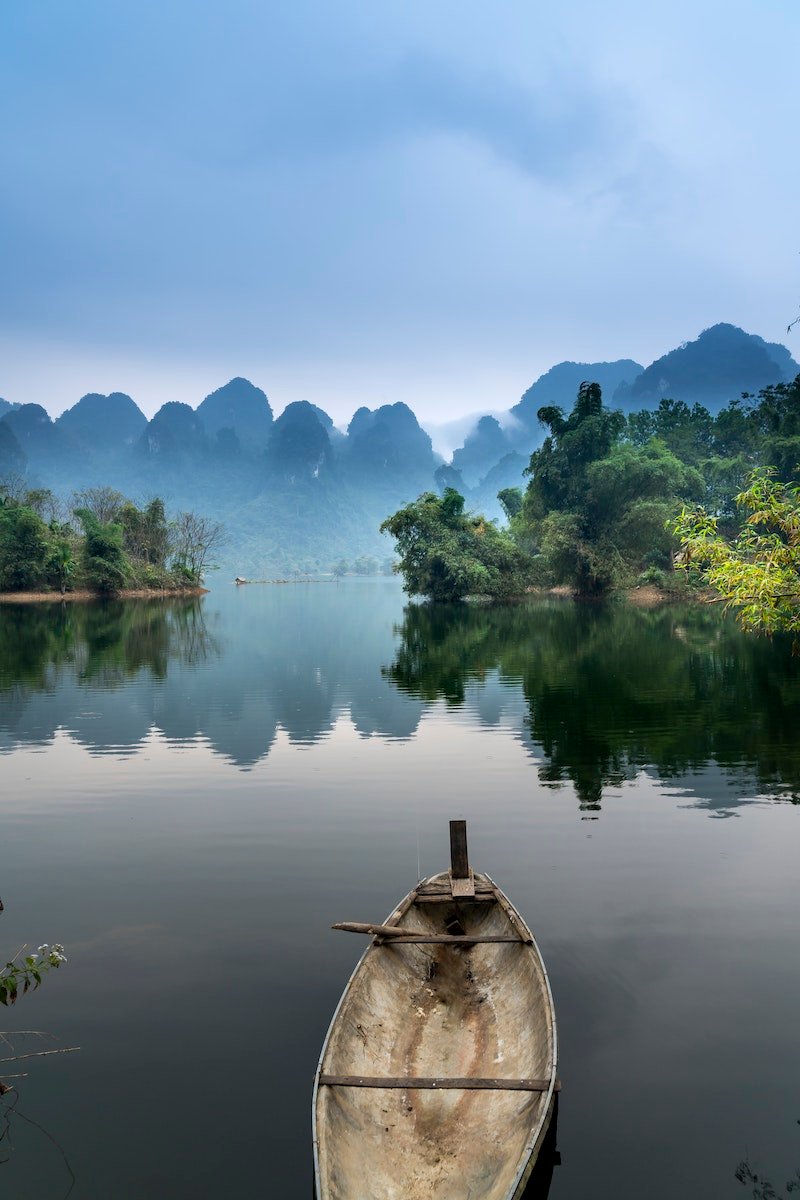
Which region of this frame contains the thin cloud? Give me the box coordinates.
[246,52,628,181]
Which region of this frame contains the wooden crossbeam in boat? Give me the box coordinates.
[319,1075,560,1092]
[413,893,496,904]
[377,934,530,944]
[416,882,494,896]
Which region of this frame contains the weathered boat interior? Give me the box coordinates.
[314,870,556,1200]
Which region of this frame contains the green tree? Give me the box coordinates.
[46,533,77,594]
[626,399,714,465]
[497,487,523,521]
[75,508,129,593]
[675,468,800,635]
[380,488,531,601]
[526,382,625,515]
[120,497,170,569]
[750,376,800,483]
[0,504,50,590]
[519,384,701,593]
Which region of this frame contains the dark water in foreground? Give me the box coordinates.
[0,581,798,1199]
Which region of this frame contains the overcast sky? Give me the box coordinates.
[1,0,798,425]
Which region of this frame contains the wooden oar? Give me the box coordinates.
[332,922,414,938]
[331,922,528,945]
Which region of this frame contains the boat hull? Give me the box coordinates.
[313,872,558,1200]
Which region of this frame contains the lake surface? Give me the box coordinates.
[1,580,798,1199]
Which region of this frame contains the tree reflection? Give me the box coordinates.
[384,599,800,810]
[0,597,216,692]
[0,588,426,763]
[4,591,800,793]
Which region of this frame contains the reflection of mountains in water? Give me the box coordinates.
[383,599,800,812]
[2,589,800,810]
[0,587,427,767]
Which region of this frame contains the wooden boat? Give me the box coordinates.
[313,822,558,1200]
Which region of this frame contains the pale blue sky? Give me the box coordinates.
[1,0,798,422]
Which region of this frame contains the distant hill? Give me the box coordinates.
[139,402,208,459]
[345,403,437,484]
[455,327,799,498]
[2,323,798,573]
[613,324,799,412]
[511,359,644,429]
[433,360,644,497]
[265,401,333,483]
[0,421,25,474]
[1,404,65,465]
[57,392,147,454]
[469,451,529,521]
[196,378,273,451]
[451,416,512,487]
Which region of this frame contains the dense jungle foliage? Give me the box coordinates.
[0,484,222,594]
[383,375,800,613]
[676,469,800,634]
[380,487,530,601]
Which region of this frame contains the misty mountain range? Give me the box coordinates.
[1,322,797,576]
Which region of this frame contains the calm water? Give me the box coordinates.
[0,581,798,1199]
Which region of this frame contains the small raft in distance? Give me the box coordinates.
[312,821,559,1200]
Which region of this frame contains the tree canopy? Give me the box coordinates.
[380,488,530,601]
[0,483,222,595]
[516,382,702,593]
[675,468,800,635]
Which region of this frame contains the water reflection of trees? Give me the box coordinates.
[384,599,800,810]
[0,598,217,692]
[0,589,425,764]
[5,592,800,794]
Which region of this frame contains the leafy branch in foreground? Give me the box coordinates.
[0,898,76,1186]
[736,1118,800,1199]
[675,468,800,634]
[0,945,68,1007]
[736,1157,800,1198]
[1,944,76,1161]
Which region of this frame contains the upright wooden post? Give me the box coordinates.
[450,820,469,879]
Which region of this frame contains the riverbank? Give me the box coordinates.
[623,583,683,607]
[526,582,711,608]
[0,587,209,604]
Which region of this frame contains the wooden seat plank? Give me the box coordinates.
[378,934,530,944]
[319,1074,560,1092]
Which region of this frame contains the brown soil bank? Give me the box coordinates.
[0,587,209,604]
[623,584,677,607]
[528,584,701,607]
